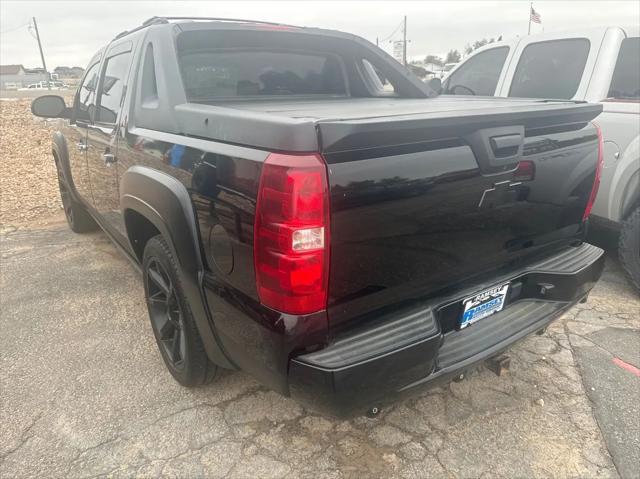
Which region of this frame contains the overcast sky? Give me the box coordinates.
[1,0,638,69]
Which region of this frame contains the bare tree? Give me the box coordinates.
[464,38,496,55]
[445,50,461,64]
[424,55,444,67]
[409,64,428,78]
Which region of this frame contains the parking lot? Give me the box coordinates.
[1,218,638,479]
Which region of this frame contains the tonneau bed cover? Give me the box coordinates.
[173,97,602,152]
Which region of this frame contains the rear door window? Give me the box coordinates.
[178,50,346,100]
[509,39,590,99]
[444,47,509,96]
[607,37,640,100]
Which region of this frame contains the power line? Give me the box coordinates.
[380,16,410,66]
[0,21,31,35]
[27,24,38,40]
[379,18,404,43]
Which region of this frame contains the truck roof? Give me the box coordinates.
[113,16,341,41]
[467,25,636,55]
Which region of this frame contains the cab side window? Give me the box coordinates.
[97,51,132,124]
[74,62,100,122]
[607,37,640,100]
[444,47,509,96]
[509,39,590,99]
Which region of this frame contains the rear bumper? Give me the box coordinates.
[289,242,605,417]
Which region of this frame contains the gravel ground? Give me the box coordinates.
[0,97,71,228]
[1,223,638,479]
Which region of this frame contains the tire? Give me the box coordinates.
[142,235,218,386]
[56,162,97,233]
[619,207,640,292]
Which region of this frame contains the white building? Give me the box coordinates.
[0,65,48,90]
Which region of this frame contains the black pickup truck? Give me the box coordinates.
[32,17,605,417]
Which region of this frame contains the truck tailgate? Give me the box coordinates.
[318,97,602,334]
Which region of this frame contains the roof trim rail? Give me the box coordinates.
[112,16,301,41]
[113,16,167,40]
[141,16,300,28]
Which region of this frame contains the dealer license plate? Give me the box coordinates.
[460,283,510,329]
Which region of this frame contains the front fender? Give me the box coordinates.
[120,166,234,369]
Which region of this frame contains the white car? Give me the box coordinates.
[18,81,67,91]
[440,62,457,79]
[442,26,640,289]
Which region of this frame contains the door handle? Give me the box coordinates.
[102,153,117,166]
[77,142,88,152]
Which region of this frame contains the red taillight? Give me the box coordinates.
[254,152,330,315]
[513,160,535,182]
[582,123,604,222]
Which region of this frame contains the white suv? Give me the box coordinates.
[442,26,640,289]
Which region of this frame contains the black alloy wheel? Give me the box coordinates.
[145,258,187,369]
[142,235,217,386]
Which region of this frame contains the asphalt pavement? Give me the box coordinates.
[1,221,638,478]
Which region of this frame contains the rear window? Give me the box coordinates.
[178,50,347,100]
[509,38,590,99]
[607,37,640,100]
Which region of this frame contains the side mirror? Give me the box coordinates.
[428,77,442,94]
[31,95,70,119]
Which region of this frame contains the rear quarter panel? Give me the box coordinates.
[590,103,640,222]
[116,127,328,393]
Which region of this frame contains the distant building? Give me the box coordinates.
[53,66,85,79]
[0,64,48,90]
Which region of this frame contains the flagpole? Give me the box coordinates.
[528,2,532,35]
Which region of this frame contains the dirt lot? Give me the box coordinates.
[0,97,61,227]
[1,97,639,478]
[0,96,73,228]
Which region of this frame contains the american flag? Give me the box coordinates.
[530,6,542,24]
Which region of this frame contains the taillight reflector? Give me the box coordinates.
[582,123,604,222]
[513,160,535,182]
[254,153,330,314]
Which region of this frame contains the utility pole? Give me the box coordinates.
[31,17,50,89]
[402,15,407,66]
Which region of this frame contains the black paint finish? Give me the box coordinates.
[325,124,600,335]
[35,19,606,413]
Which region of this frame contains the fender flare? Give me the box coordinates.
[120,166,234,369]
[51,132,79,199]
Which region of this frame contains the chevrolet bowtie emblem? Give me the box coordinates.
[478,180,523,208]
